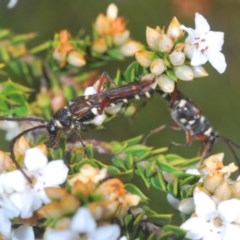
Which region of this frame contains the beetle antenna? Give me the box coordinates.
[0,116,46,123]
[219,135,240,169]
[9,124,47,183]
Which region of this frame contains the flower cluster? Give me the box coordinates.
[43,207,121,240]
[135,13,226,93]
[0,3,233,239]
[38,164,140,239]
[178,153,240,239]
[52,29,86,67]
[92,3,142,57]
[0,140,68,239]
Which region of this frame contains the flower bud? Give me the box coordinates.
[203,175,224,194]
[150,58,166,75]
[52,47,66,63]
[60,194,80,215]
[135,50,154,67]
[146,26,161,50]
[67,51,86,67]
[38,202,63,218]
[157,74,175,93]
[214,182,232,201]
[169,50,185,66]
[167,17,183,40]
[92,38,108,54]
[106,3,118,20]
[174,65,193,81]
[192,66,209,78]
[14,136,29,157]
[120,40,142,57]
[113,30,130,45]
[0,151,13,171]
[178,197,194,214]
[95,14,111,35]
[141,73,158,89]
[158,34,173,52]
[45,187,68,200]
[167,193,180,209]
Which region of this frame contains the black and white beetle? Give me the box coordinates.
[0,75,156,179]
[46,76,156,143]
[158,86,240,165]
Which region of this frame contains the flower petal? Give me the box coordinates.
[191,50,208,66]
[71,207,96,233]
[218,199,240,223]
[24,148,48,172]
[42,160,69,186]
[12,225,35,240]
[194,13,210,33]
[222,223,240,240]
[181,217,208,239]
[206,50,226,74]
[44,229,78,240]
[89,224,120,240]
[208,31,224,51]
[194,189,216,219]
[0,209,11,238]
[7,0,18,8]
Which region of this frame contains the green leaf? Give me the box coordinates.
[0,46,10,62]
[133,211,147,226]
[110,141,128,154]
[150,172,167,191]
[166,68,177,81]
[107,48,124,60]
[124,61,143,82]
[112,169,134,182]
[135,166,151,188]
[145,207,172,225]
[180,174,200,186]
[112,157,128,170]
[85,144,94,159]
[151,147,168,155]
[30,41,51,54]
[125,183,148,201]
[167,179,179,196]
[125,145,152,161]
[162,225,186,239]
[0,80,31,116]
[0,29,11,39]
[122,135,143,146]
[12,32,36,44]
[155,158,190,178]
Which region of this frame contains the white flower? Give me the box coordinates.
[156,74,175,93]
[0,121,22,140]
[120,40,142,57]
[106,3,118,20]
[7,0,18,8]
[181,188,240,239]
[24,147,69,204]
[44,207,121,240]
[12,225,35,240]
[0,147,68,237]
[0,209,12,238]
[181,13,226,74]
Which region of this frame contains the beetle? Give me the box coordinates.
[159,86,240,165]
[0,75,156,180]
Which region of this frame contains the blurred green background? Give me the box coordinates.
[1,0,240,223]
